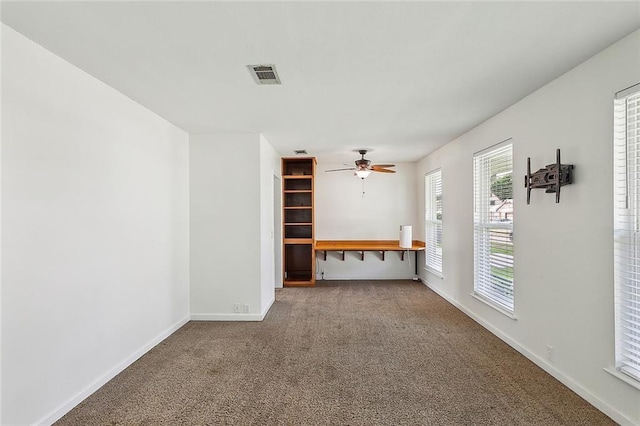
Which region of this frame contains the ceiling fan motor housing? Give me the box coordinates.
[355,159,371,169]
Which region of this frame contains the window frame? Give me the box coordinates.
[613,82,640,384]
[473,140,515,316]
[425,169,443,276]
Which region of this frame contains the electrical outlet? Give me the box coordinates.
[234,303,241,313]
[546,345,554,363]
[243,304,250,313]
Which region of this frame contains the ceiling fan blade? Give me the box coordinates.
[371,164,395,169]
[371,168,396,173]
[325,167,357,172]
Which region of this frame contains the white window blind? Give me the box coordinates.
[473,142,514,313]
[425,169,443,274]
[614,83,640,382]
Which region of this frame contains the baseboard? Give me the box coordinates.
[261,296,275,319]
[192,298,275,322]
[191,313,264,321]
[320,276,415,281]
[38,314,190,426]
[422,281,636,426]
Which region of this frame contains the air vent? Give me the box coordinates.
[248,64,281,85]
[294,150,308,155]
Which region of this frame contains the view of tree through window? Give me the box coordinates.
[491,174,513,201]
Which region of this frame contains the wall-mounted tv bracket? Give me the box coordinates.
[525,148,574,204]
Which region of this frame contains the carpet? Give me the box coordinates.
[57,280,614,425]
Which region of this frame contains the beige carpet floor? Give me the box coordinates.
[57,280,615,425]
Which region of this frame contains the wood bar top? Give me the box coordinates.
[315,240,425,251]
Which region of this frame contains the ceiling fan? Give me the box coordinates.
[325,150,396,178]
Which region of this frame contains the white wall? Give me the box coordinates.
[259,136,280,311]
[416,30,640,425]
[190,133,276,320]
[315,162,418,279]
[0,20,4,426]
[1,24,190,426]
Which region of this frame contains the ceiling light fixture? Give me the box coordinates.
[355,170,371,179]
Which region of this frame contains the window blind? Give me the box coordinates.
[425,169,443,274]
[473,143,514,313]
[614,84,640,382]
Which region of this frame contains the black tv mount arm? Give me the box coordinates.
[525,148,574,204]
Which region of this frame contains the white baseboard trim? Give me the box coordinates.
[38,315,190,426]
[261,296,275,319]
[192,298,275,322]
[191,313,264,321]
[320,276,415,281]
[422,281,636,426]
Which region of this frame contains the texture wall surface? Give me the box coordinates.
[1,25,190,425]
[189,133,263,320]
[259,136,280,311]
[315,162,419,280]
[416,30,640,425]
[0,20,4,426]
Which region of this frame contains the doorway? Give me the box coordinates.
[273,174,282,288]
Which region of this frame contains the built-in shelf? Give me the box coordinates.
[283,159,314,176]
[282,157,316,287]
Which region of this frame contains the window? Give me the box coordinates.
[614,83,640,382]
[473,142,514,313]
[425,169,443,275]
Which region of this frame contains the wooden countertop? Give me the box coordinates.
[315,240,425,251]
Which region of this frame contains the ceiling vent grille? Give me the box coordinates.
[248,64,281,85]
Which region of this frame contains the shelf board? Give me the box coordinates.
[284,206,312,210]
[284,238,314,244]
[283,279,315,287]
[283,175,313,179]
[284,190,312,193]
[284,222,312,226]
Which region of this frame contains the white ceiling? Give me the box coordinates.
[2,1,639,163]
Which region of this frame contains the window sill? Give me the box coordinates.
[604,367,640,391]
[470,292,517,320]
[423,267,443,279]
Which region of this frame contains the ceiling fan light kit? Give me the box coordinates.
[355,170,371,179]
